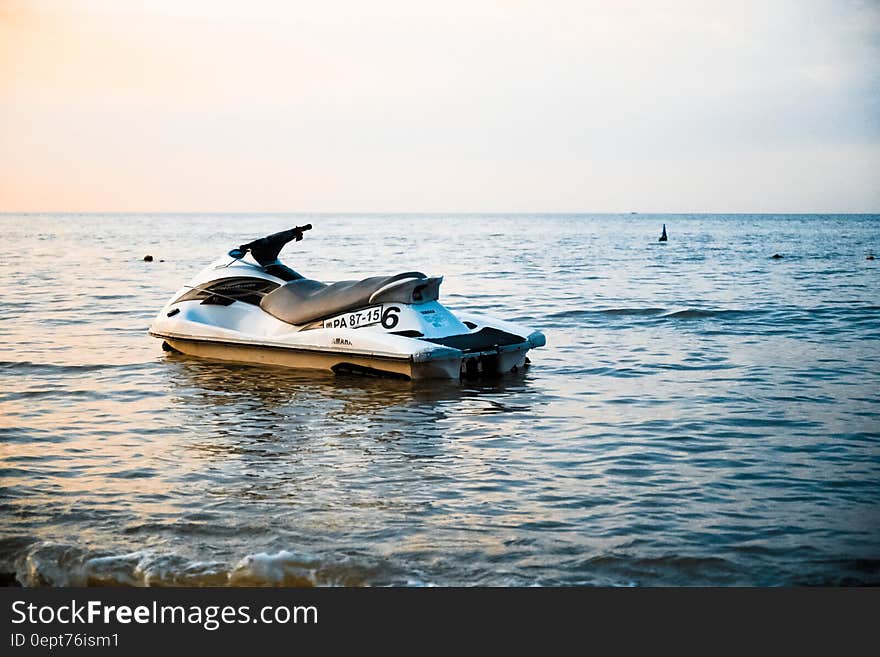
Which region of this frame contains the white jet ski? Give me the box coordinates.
[149,225,546,379]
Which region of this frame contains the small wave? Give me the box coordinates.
[0,541,378,587]
[645,362,736,372]
[0,361,151,374]
[547,308,665,319]
[795,558,880,586]
[576,553,741,585]
[547,304,880,325]
[228,551,317,587]
[601,308,666,316]
[91,294,137,301]
[662,309,757,320]
[547,307,769,322]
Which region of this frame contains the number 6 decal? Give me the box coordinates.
[381,306,400,329]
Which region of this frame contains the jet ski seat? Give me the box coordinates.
[260,271,443,326]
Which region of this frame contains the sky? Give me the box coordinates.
[1,0,878,212]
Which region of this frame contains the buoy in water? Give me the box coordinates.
[659,224,668,242]
[867,254,876,260]
[771,253,783,259]
[143,255,154,262]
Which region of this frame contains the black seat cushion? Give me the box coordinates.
[260,272,427,326]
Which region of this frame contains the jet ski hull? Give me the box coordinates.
[153,333,531,380]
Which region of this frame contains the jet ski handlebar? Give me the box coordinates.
[229,224,313,265]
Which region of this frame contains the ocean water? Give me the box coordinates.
[1,213,878,587]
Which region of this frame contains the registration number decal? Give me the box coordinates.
[323,305,384,329]
[322,305,401,330]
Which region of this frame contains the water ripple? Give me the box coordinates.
[1,213,878,587]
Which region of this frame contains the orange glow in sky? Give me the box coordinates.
[1,0,879,212]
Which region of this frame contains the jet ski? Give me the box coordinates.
[149,225,546,380]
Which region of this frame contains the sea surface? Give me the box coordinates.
[1,213,878,586]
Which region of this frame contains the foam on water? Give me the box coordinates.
[4,540,391,587]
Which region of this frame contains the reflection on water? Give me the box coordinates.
[163,357,541,498]
[2,213,879,586]
[168,356,537,446]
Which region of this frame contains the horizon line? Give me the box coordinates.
[2,210,879,216]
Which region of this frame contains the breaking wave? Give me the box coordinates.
[0,540,382,587]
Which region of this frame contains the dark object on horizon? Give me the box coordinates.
[771,253,783,259]
[867,255,876,260]
[143,255,154,262]
[658,224,668,242]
